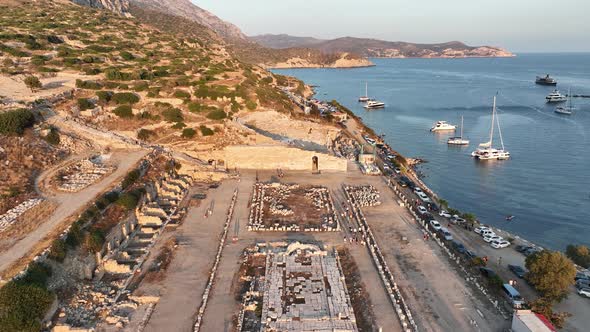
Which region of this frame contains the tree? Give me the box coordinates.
[525,250,576,301]
[0,108,35,135]
[113,105,133,118]
[566,244,590,268]
[199,125,214,136]
[116,192,140,210]
[0,282,53,332]
[121,169,140,189]
[137,128,154,141]
[529,297,571,329]
[24,75,42,92]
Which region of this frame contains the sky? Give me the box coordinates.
[193,0,590,52]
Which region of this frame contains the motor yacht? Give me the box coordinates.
[546,90,567,103]
[430,121,456,132]
[364,100,385,109]
[535,74,557,85]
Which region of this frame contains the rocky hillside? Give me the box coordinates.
[130,0,246,41]
[71,0,130,15]
[251,35,514,58]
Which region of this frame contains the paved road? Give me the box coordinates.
[0,150,147,278]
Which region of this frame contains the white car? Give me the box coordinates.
[430,220,442,231]
[491,240,510,249]
[439,227,453,241]
[484,234,502,243]
[474,226,489,234]
[394,167,401,174]
[417,192,431,203]
[417,206,428,215]
[414,187,424,195]
[481,229,495,237]
[578,288,590,298]
[439,210,452,218]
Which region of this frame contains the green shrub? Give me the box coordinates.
[181,128,196,138]
[120,51,135,61]
[133,81,149,92]
[162,108,183,123]
[0,281,53,332]
[24,75,42,92]
[0,109,35,135]
[188,102,203,113]
[171,122,186,129]
[65,223,83,248]
[112,92,139,104]
[206,109,227,120]
[199,125,214,136]
[75,79,102,90]
[173,90,191,99]
[45,127,60,146]
[18,262,52,288]
[137,128,155,140]
[116,192,140,210]
[83,228,105,253]
[245,100,257,110]
[96,90,113,103]
[48,239,66,262]
[113,105,133,118]
[77,98,94,111]
[122,169,140,189]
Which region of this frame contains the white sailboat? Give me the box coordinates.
[471,96,510,160]
[358,82,370,102]
[448,116,470,145]
[555,88,574,115]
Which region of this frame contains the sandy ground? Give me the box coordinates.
[0,72,95,103]
[0,149,147,278]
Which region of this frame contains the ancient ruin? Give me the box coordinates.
[248,183,339,232]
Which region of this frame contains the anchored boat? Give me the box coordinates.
[546,90,567,103]
[448,116,469,145]
[430,121,456,132]
[472,96,510,160]
[555,89,575,115]
[364,100,385,109]
[535,74,557,86]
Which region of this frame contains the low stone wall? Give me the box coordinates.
[222,145,347,172]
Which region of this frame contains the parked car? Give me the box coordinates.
[439,227,453,241]
[430,220,442,231]
[417,192,431,203]
[417,206,428,215]
[575,272,590,282]
[387,154,396,160]
[524,247,542,256]
[428,204,439,212]
[481,229,496,238]
[465,250,478,259]
[439,210,452,218]
[394,167,401,174]
[508,265,527,278]
[484,234,503,243]
[491,240,510,249]
[474,226,490,235]
[450,215,466,224]
[577,288,590,298]
[515,245,533,253]
[414,187,424,195]
[576,279,590,289]
[423,213,435,221]
[479,267,497,278]
[398,176,411,187]
[452,241,466,253]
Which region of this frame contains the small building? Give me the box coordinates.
[511,310,556,332]
[332,111,348,122]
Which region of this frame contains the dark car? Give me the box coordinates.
[452,241,466,254]
[428,204,440,212]
[479,267,497,278]
[407,180,416,189]
[397,177,409,187]
[524,247,541,256]
[508,265,527,278]
[465,250,478,259]
[515,245,533,253]
[575,272,590,282]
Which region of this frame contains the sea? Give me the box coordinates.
[273,53,590,250]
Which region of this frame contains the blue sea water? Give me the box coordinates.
[273,53,590,250]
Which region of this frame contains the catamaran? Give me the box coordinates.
[358,82,370,102]
[448,116,470,145]
[430,121,456,132]
[471,96,510,160]
[555,88,574,115]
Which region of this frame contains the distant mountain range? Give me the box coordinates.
[250,34,514,58]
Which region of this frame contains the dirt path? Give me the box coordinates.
[143,180,238,332]
[0,149,147,278]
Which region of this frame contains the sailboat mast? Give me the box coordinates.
[460,116,464,139]
[365,82,368,97]
[489,96,496,146]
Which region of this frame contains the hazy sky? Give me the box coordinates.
[193,0,589,52]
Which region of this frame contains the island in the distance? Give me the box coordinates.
[250,34,514,59]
